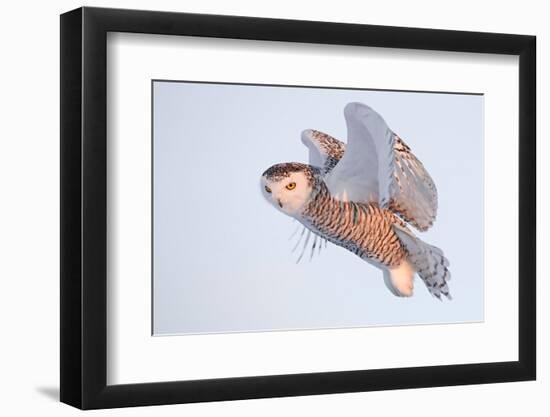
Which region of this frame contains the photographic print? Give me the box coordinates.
[152,80,484,336]
[60,9,536,407]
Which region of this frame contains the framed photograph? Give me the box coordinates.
[60,6,536,409]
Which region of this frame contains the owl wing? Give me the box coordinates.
[324,102,438,231]
[301,129,346,175]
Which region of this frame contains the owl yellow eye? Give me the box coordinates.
[285,182,296,190]
[265,185,272,193]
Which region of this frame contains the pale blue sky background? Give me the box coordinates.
[152,81,484,336]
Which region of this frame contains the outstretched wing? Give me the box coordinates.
[325,102,438,231]
[301,129,346,175]
[389,135,438,231]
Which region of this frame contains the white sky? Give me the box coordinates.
[152,81,484,335]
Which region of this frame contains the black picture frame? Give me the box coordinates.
[60,6,536,410]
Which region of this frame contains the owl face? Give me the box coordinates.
[261,163,317,217]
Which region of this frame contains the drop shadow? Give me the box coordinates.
[36,386,59,401]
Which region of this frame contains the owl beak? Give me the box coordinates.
[277,199,283,208]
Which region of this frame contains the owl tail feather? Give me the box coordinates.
[392,224,452,300]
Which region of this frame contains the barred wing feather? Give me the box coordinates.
[325,102,438,231]
[301,129,346,175]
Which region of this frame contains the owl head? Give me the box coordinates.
[260,162,321,217]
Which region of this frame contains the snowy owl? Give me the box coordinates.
[260,102,451,299]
